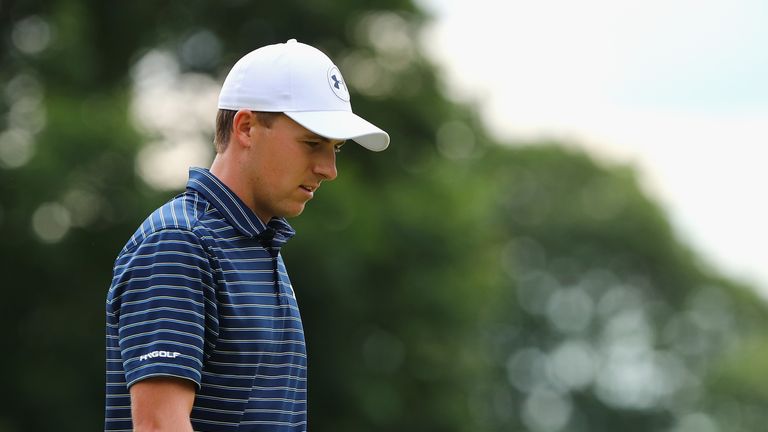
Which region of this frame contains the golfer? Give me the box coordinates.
[105,39,389,431]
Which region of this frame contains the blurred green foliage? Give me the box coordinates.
[1,1,767,431]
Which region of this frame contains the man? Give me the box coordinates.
[105,39,389,431]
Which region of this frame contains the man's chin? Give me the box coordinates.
[280,204,306,219]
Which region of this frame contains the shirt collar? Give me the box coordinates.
[186,167,296,244]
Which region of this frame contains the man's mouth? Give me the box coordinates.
[300,185,318,194]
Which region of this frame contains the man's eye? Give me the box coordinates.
[334,144,344,153]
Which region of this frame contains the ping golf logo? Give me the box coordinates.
[139,350,180,361]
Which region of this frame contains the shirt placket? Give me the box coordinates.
[258,228,286,306]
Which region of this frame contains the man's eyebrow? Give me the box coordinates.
[301,133,345,145]
[301,133,332,142]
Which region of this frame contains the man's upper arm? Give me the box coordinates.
[130,377,196,432]
[109,227,218,389]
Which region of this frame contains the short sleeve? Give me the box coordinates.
[107,228,218,389]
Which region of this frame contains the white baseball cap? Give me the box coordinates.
[217,39,390,151]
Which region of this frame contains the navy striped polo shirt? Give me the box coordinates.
[106,167,307,431]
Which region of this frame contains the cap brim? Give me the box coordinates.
[284,111,390,151]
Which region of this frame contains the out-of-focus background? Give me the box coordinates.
[418,0,768,296]
[1,1,766,431]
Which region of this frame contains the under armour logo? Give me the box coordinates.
[331,74,343,90]
[327,66,350,101]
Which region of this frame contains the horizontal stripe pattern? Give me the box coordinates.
[106,168,306,431]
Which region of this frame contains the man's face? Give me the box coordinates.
[244,114,342,223]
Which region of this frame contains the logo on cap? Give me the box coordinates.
[327,66,350,102]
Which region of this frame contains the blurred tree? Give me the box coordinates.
[472,145,768,432]
[0,1,766,432]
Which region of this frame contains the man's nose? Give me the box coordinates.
[314,147,338,181]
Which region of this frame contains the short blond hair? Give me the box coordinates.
[214,110,281,153]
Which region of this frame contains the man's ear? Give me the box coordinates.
[232,109,256,148]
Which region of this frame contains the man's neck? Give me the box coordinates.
[209,153,272,225]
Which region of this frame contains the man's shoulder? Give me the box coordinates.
[120,191,212,256]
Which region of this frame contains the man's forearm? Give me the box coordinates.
[130,377,196,432]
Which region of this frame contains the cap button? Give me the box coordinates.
[287,38,297,43]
